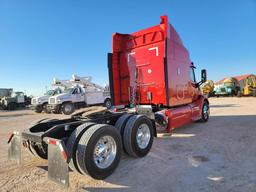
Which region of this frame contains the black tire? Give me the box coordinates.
[66,122,95,173]
[123,115,154,158]
[42,103,50,114]
[200,101,210,122]
[115,113,133,153]
[34,105,43,113]
[104,98,112,109]
[52,110,60,114]
[237,90,242,97]
[30,143,48,159]
[62,103,75,115]
[231,90,236,97]
[253,90,256,97]
[7,103,16,110]
[76,124,122,179]
[26,140,36,156]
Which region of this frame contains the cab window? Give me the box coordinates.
[190,67,196,83]
[73,88,79,94]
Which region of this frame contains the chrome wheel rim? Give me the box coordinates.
[93,136,117,169]
[136,123,151,149]
[203,104,209,119]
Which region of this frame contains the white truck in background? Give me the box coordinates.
[30,79,69,113]
[47,75,111,115]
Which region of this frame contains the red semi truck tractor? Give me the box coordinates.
[8,16,209,187]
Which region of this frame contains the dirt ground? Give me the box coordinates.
[0,97,256,192]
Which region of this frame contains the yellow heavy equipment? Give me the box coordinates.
[200,80,214,96]
[235,74,256,97]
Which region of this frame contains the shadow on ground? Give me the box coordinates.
[210,104,239,108]
[0,113,32,118]
[80,115,256,192]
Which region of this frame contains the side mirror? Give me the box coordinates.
[201,69,207,83]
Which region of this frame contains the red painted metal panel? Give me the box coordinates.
[111,15,202,108]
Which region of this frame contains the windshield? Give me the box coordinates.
[53,89,62,95]
[63,88,74,94]
[224,82,233,87]
[11,92,17,97]
[11,92,24,97]
[45,90,55,96]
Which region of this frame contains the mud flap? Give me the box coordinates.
[44,137,70,188]
[8,132,22,164]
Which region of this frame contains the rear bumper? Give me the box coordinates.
[47,104,61,113]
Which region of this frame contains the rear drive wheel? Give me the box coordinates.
[76,124,122,179]
[62,103,75,115]
[115,113,133,152]
[123,115,154,158]
[200,101,210,122]
[104,98,112,109]
[66,122,95,173]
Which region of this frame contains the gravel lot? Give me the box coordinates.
[0,97,256,192]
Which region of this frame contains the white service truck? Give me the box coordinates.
[47,75,111,115]
[30,78,70,113]
[31,88,63,113]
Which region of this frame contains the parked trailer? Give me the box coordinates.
[8,15,209,187]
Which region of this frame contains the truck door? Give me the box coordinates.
[72,88,84,103]
[17,93,25,103]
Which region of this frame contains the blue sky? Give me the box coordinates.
[0,0,255,96]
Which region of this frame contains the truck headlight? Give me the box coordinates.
[57,99,61,103]
[38,99,42,104]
